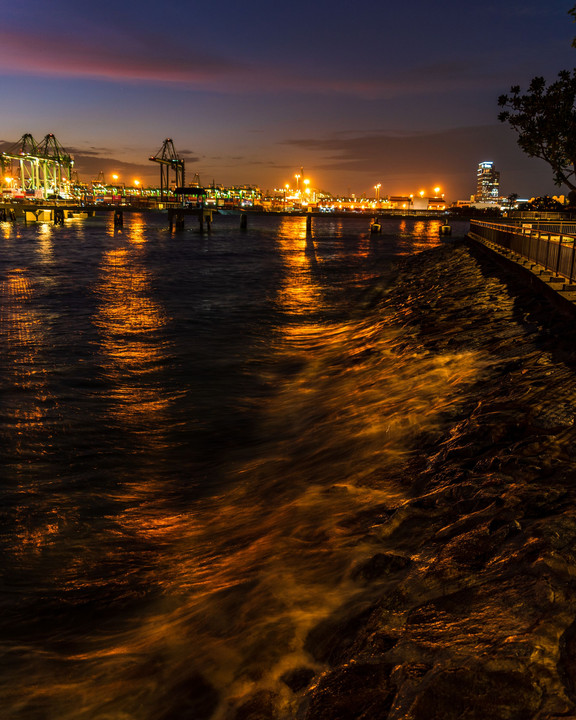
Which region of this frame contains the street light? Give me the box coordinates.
[374,183,381,202]
[295,174,301,193]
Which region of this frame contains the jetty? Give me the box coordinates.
[468,214,576,316]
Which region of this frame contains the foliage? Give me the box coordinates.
[498,71,576,191]
[518,196,565,211]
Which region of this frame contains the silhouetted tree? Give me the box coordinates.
[498,70,576,191]
[520,196,565,211]
[506,193,518,209]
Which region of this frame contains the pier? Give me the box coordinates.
[468,217,576,316]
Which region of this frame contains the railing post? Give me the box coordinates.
[544,232,551,272]
[569,239,576,283]
[556,234,563,277]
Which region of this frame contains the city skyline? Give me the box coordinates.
[1,1,575,200]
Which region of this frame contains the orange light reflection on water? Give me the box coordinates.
[0,268,60,556]
[275,217,322,316]
[95,247,172,431]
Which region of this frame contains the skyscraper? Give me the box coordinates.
[476,161,500,203]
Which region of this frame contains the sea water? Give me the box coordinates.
[0,211,508,719]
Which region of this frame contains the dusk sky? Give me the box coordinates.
[1,0,575,200]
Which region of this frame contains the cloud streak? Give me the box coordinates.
[0,30,240,86]
[0,29,506,99]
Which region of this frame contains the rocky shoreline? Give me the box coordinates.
[172,238,576,720]
[283,240,576,719]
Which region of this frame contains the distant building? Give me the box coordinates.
[476,161,500,203]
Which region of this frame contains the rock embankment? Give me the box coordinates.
[295,241,576,719]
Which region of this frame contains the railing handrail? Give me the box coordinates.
[469,219,576,284]
[471,218,576,244]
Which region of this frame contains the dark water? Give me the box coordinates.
[4,212,576,719]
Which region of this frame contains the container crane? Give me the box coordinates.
[149,139,185,201]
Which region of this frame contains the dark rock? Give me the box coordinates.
[304,604,377,665]
[350,553,411,583]
[559,618,576,703]
[234,690,278,720]
[281,666,316,693]
[487,517,521,538]
[406,665,541,720]
[529,405,575,434]
[301,661,395,720]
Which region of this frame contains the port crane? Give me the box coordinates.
[149,139,185,200]
[1,132,74,197]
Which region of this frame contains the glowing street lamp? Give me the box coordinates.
[295,174,301,193]
[111,173,126,199]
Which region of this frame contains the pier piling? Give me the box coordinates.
[114,209,124,228]
[240,213,248,230]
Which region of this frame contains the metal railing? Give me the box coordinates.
[508,219,576,235]
[470,219,576,284]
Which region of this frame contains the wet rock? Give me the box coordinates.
[436,525,501,571]
[522,487,569,519]
[350,552,411,583]
[404,665,542,720]
[487,517,522,538]
[529,405,575,434]
[234,690,278,720]
[304,604,377,665]
[156,672,219,720]
[234,690,279,720]
[559,619,576,703]
[301,661,395,720]
[281,666,316,693]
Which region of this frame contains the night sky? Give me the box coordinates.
[1,0,574,200]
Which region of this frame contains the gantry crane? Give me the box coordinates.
[1,132,74,197]
[149,139,185,200]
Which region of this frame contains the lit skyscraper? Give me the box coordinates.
[476,161,500,203]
